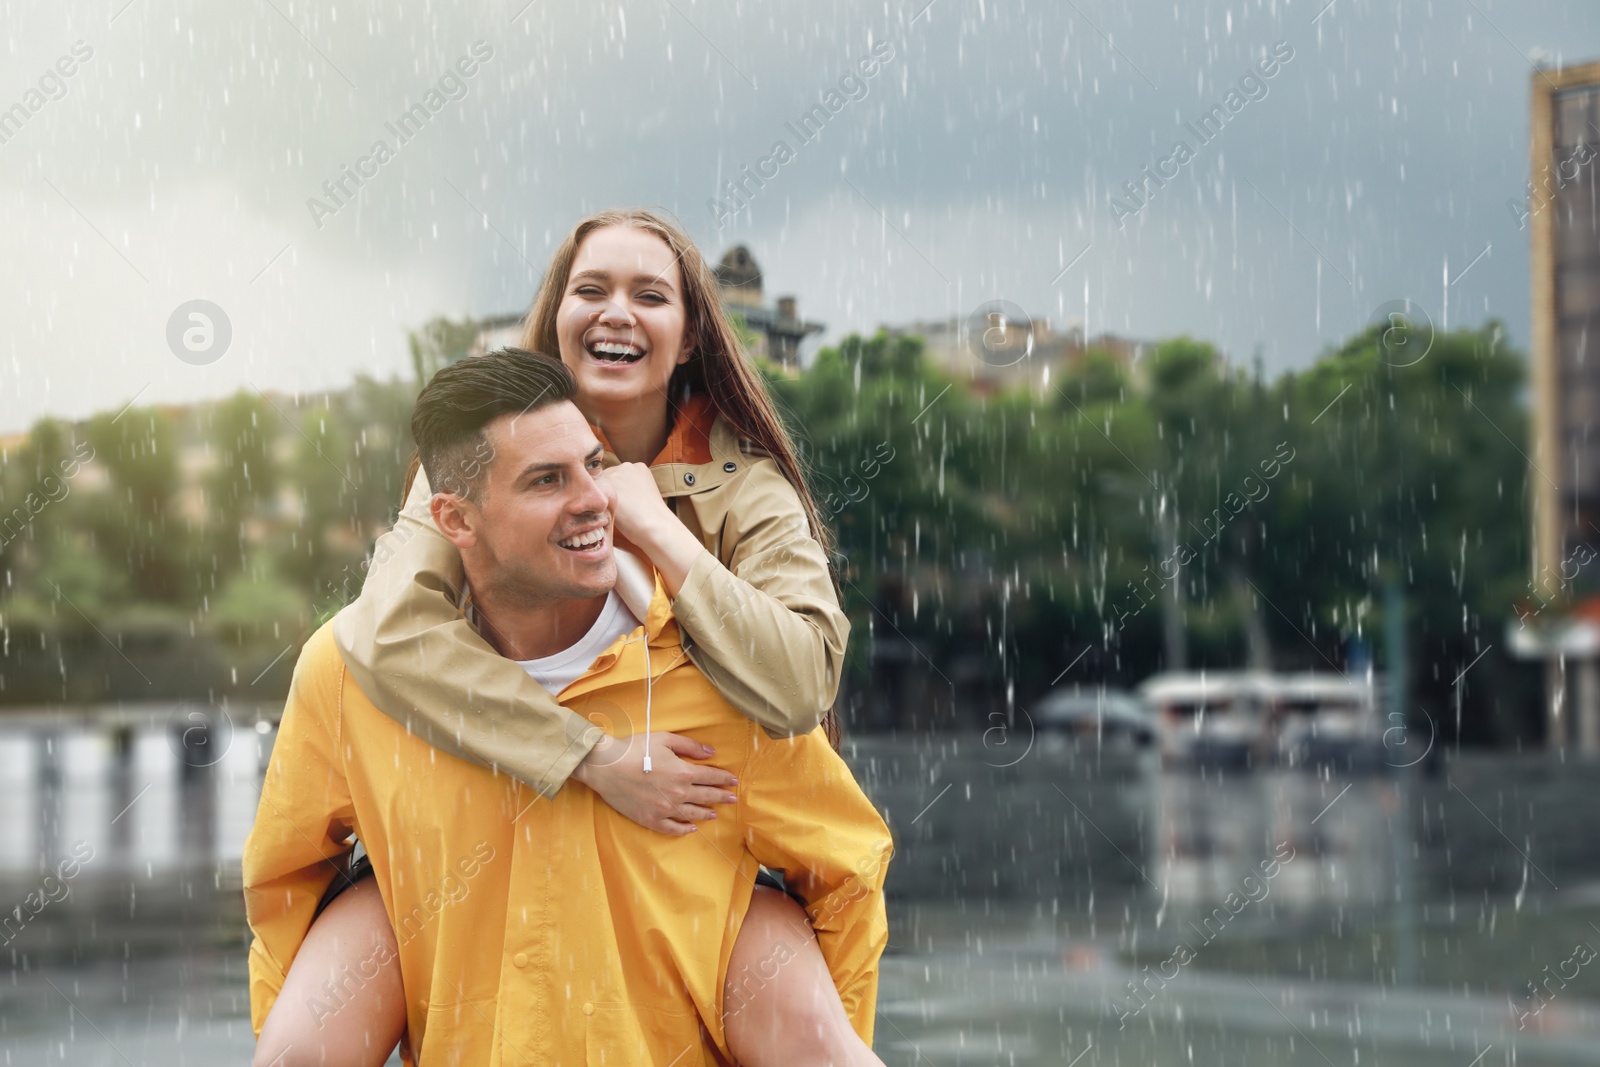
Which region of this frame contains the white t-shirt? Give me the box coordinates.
[514,590,641,695]
[459,583,642,696]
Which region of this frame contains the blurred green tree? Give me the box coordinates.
[205,392,279,579]
[82,407,188,605]
[409,317,481,384]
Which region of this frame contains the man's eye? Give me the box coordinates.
[534,474,556,486]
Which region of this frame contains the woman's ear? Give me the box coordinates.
[677,311,703,365]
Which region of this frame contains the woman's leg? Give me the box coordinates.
[723,886,885,1067]
[253,877,406,1067]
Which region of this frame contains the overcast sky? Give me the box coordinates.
[0,0,1595,432]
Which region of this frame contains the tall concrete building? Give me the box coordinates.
[1525,60,1600,748]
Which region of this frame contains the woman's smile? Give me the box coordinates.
[582,330,648,366]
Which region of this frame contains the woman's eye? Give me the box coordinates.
[637,292,667,304]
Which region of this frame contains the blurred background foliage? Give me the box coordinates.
[0,318,1541,746]
[769,320,1534,744]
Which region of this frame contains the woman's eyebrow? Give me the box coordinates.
[569,268,676,291]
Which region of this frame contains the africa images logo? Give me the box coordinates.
[0,40,93,148]
[1110,42,1295,228]
[305,42,494,229]
[707,41,896,228]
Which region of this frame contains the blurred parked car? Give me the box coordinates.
[1032,687,1158,748]
[1139,672,1273,769]
[1139,670,1386,772]
[1272,672,1385,772]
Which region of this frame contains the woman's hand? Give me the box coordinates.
[602,462,707,597]
[604,462,678,543]
[571,732,739,835]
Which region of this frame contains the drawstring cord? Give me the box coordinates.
[640,632,653,773]
[635,627,689,774]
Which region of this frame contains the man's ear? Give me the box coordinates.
[430,493,480,549]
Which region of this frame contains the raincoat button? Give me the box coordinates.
[514,952,528,968]
[683,472,696,486]
[583,1002,596,1016]
[723,461,737,473]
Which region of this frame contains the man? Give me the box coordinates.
[243,349,892,1063]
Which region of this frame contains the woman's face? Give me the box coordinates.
[555,225,690,415]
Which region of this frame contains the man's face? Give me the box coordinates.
[435,401,618,604]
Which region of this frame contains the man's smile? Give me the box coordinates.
[557,521,611,556]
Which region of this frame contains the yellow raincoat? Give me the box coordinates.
[244,572,892,1065]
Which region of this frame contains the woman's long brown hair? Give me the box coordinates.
[520,209,841,749]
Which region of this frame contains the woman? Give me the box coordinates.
[253,210,886,1067]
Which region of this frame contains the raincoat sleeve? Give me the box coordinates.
[741,729,893,1045]
[330,469,600,799]
[242,625,357,1037]
[670,460,850,736]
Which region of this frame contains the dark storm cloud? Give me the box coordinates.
[0,0,1594,429]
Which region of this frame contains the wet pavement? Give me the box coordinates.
[3,708,1600,1064]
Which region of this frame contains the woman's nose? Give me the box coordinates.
[594,299,634,328]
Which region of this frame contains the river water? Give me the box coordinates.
[2,707,1598,1065]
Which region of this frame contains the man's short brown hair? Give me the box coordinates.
[410,348,576,502]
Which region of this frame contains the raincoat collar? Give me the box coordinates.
[557,559,681,706]
[594,393,759,499]
[593,393,715,467]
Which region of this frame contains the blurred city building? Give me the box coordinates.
[712,246,825,369]
[1521,58,1600,751]
[883,313,1145,392]
[469,312,523,357]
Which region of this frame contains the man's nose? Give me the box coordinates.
[573,464,615,516]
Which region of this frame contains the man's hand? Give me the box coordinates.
[571,732,739,835]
